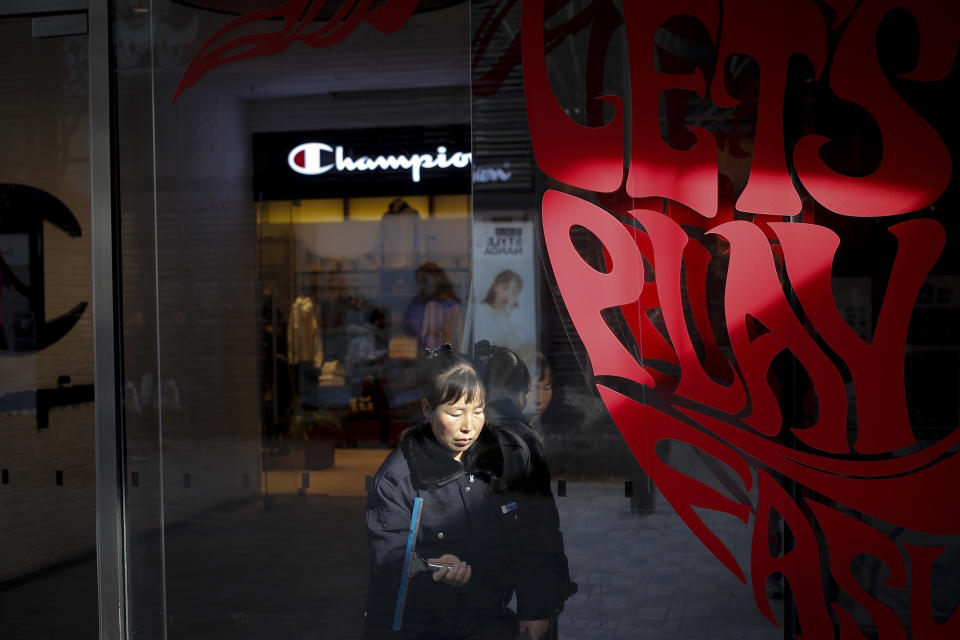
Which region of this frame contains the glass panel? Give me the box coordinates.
[0,17,97,639]
[470,0,960,639]
[117,1,960,639]
[117,1,472,637]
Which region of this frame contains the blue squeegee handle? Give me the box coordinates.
[392,496,424,631]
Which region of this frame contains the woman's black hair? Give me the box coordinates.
[481,269,523,306]
[475,340,530,407]
[534,352,552,382]
[420,344,485,410]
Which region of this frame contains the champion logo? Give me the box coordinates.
[287,143,471,182]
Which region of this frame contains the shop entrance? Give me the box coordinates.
[257,193,470,459]
[253,125,471,479]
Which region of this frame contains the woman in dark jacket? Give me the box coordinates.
[364,347,556,639]
[476,342,576,630]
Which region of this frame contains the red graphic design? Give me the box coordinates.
[793,0,958,218]
[519,0,960,637]
[172,0,421,102]
[710,0,825,216]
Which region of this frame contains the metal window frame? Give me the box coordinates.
[89,1,128,638]
[0,1,87,15]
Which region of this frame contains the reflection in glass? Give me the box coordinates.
[0,18,96,639]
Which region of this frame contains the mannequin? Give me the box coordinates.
[288,291,323,408]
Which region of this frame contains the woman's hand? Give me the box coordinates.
[518,619,550,639]
[428,554,471,586]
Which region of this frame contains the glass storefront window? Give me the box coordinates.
[117,1,475,637]
[473,1,960,639]
[0,14,98,639]
[4,1,959,638]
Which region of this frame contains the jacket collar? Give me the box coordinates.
[402,423,503,489]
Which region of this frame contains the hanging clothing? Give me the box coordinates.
[404,295,463,351]
[287,295,323,366]
[421,298,463,350]
[344,315,388,385]
[375,210,421,270]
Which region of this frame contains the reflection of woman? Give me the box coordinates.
[529,353,553,420]
[476,341,575,631]
[475,269,533,364]
[403,262,463,350]
[363,348,556,639]
[530,352,583,435]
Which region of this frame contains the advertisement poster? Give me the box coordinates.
[465,220,538,375]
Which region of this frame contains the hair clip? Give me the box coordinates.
[424,343,453,356]
[474,340,495,366]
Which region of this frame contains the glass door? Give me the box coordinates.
[115,1,472,637]
[0,10,100,639]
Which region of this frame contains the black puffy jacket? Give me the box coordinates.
[363,422,560,637]
[485,399,576,611]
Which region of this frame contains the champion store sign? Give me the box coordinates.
[287,143,472,183]
[253,126,472,199]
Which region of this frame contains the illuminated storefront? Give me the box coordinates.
[1,1,959,638]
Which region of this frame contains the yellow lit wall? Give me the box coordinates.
[433,194,469,219]
[261,199,345,224]
[297,199,346,223]
[348,196,431,220]
[260,194,469,223]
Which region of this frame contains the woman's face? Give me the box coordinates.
[423,393,486,460]
[530,371,553,417]
[491,279,521,311]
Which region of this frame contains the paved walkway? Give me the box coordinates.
[556,483,778,640]
[0,449,784,639]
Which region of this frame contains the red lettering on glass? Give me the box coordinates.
[518,1,959,634]
[771,219,945,453]
[541,191,651,386]
[618,282,680,390]
[677,403,960,536]
[518,2,956,219]
[540,182,959,635]
[793,0,959,217]
[520,0,625,192]
[471,0,522,98]
[711,0,827,216]
[473,0,623,105]
[621,0,719,217]
[710,220,849,452]
[809,501,908,639]
[751,470,834,637]
[172,0,420,103]
[906,544,960,639]
[631,209,746,414]
[616,220,684,389]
